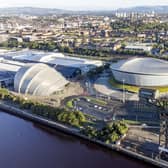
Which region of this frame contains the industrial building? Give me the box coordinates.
[0,58,24,87]
[125,43,153,52]
[14,63,69,96]
[111,57,168,87]
[3,50,103,75]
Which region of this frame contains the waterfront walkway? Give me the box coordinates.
[0,101,167,168]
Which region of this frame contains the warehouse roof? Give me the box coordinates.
[2,50,103,69]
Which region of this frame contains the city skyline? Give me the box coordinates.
[0,0,168,10]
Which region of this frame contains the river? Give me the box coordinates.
[0,111,155,168]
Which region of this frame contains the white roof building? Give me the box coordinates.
[2,50,103,73]
[111,57,168,87]
[0,58,24,72]
[125,43,153,52]
[14,63,68,96]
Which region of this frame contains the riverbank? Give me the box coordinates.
[0,102,167,168]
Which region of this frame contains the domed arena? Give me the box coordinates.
[111,57,168,87]
[14,63,69,96]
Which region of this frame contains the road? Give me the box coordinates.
[121,127,160,159]
[73,97,116,120]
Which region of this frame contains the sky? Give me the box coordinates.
[0,0,168,10]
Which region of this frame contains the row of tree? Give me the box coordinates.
[110,21,168,32]
[0,39,151,58]
[81,121,128,144]
[0,88,86,128]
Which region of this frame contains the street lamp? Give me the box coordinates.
[122,79,125,103]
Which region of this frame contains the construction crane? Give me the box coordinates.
[139,88,168,156]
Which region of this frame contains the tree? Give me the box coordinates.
[8,39,18,48]
[109,132,119,142]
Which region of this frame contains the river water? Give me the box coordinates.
[0,111,155,168]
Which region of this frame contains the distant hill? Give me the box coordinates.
[116,6,168,13]
[0,6,167,16]
[0,7,72,15]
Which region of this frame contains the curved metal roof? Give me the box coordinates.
[111,57,168,75]
[14,63,68,96]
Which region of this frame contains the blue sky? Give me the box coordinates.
[1,0,168,10]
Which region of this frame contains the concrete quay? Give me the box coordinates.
[0,102,167,168]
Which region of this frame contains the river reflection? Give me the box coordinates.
[0,111,155,168]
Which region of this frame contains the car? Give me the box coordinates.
[145,139,152,142]
[152,133,159,137]
[115,140,121,146]
[126,146,131,150]
[141,123,147,127]
[94,105,98,108]
[98,106,102,110]
[92,118,97,121]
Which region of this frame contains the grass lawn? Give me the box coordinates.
[84,96,107,106]
[124,120,159,126]
[109,77,168,94]
[66,100,74,108]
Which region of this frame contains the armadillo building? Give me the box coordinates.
[14,63,69,96]
[111,57,168,87]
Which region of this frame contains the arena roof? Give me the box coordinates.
[14,63,68,96]
[111,57,168,75]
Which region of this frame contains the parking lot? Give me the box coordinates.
[69,95,160,124]
[72,97,121,120]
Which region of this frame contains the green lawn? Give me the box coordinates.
[66,96,107,109]
[66,100,74,108]
[109,77,168,93]
[84,96,107,106]
[109,77,139,93]
[124,120,159,126]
